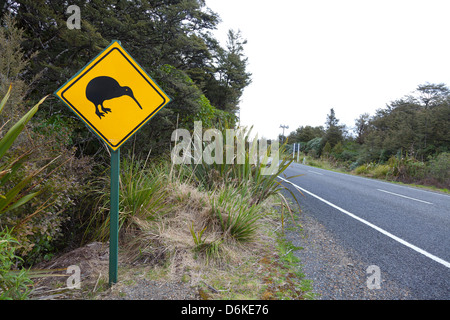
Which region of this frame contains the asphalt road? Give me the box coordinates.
[278,162,450,299]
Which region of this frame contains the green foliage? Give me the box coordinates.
[189,222,223,263]
[173,126,300,241]
[304,137,322,158]
[0,14,38,112]
[159,64,237,131]
[87,154,169,241]
[183,126,297,207]
[119,155,168,223]
[0,17,95,264]
[322,141,332,156]
[0,85,46,217]
[3,2,249,157]
[354,163,390,179]
[190,222,208,248]
[428,152,450,184]
[287,125,324,144]
[0,86,93,263]
[339,142,360,164]
[322,108,345,150]
[361,83,450,162]
[0,229,32,300]
[195,95,238,130]
[354,113,370,145]
[210,184,262,242]
[372,164,390,178]
[294,83,450,189]
[205,29,252,114]
[354,164,369,175]
[350,153,449,189]
[331,141,344,158]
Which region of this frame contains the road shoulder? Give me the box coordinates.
[285,209,414,300]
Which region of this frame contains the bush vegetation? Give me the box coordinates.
[0,228,33,300]
[0,4,308,300]
[287,86,450,190]
[0,1,254,269]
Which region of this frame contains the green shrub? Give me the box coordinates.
[371,164,390,179]
[120,156,169,221]
[0,229,32,300]
[0,85,57,261]
[387,156,427,181]
[210,184,262,242]
[405,160,427,180]
[331,141,344,159]
[428,152,450,183]
[322,141,332,157]
[354,164,369,175]
[305,137,322,157]
[1,16,95,264]
[189,222,223,263]
[185,126,294,205]
[87,154,169,241]
[0,90,93,263]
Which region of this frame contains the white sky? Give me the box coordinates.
[205,0,450,139]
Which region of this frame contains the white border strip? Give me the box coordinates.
[377,189,433,205]
[278,176,450,269]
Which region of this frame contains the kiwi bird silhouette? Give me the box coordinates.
[86,76,142,119]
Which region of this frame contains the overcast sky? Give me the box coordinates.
[205,0,450,140]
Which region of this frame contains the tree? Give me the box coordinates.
[361,83,450,162]
[355,113,370,145]
[416,82,449,108]
[305,137,322,158]
[287,125,324,144]
[322,108,344,151]
[415,83,450,152]
[3,0,248,157]
[332,141,344,158]
[322,141,332,157]
[205,29,252,114]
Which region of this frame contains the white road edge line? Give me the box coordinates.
[377,189,433,205]
[308,170,323,175]
[277,176,450,269]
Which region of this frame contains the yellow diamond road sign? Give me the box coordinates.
[55,40,171,151]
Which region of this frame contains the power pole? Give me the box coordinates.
[280,124,289,143]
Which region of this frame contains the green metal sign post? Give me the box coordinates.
[109,148,120,285]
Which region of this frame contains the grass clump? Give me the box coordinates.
[85,153,170,242]
[210,184,262,242]
[190,222,223,263]
[0,229,32,300]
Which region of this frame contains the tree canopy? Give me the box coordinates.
[287,83,449,163]
[0,0,251,156]
[363,83,450,161]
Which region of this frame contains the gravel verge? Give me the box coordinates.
[105,279,199,300]
[285,211,414,300]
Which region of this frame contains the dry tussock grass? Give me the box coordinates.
[29,178,288,300]
[120,180,281,292]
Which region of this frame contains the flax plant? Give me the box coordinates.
[0,85,48,217]
[86,154,169,241]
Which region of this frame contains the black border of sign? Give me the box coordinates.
[59,44,168,150]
